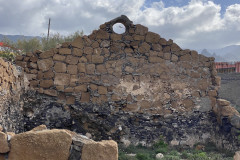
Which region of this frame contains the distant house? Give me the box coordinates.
[0,42,22,53]
[215,62,240,73]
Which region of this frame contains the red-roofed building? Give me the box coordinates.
[0,42,4,47]
[215,62,240,73]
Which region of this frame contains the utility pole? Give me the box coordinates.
[47,18,51,42]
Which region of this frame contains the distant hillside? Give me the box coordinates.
[200,45,240,62]
[0,34,41,42]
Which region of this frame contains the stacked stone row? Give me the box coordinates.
[0,58,21,94]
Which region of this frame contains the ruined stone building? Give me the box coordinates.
[1,15,240,159]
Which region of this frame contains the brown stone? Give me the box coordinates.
[100,40,110,48]
[53,54,66,61]
[96,30,109,39]
[93,48,102,55]
[84,47,93,55]
[133,35,145,41]
[138,42,151,54]
[149,57,164,63]
[66,55,79,64]
[54,73,70,86]
[71,36,84,49]
[43,70,54,79]
[8,129,72,160]
[98,86,108,95]
[145,32,160,43]
[39,50,54,59]
[59,48,71,55]
[152,44,162,51]
[74,85,88,92]
[162,46,170,53]
[92,55,104,64]
[30,56,38,62]
[219,105,239,117]
[182,99,194,109]
[24,57,30,62]
[25,74,37,81]
[208,90,217,97]
[43,89,58,97]
[29,62,37,69]
[91,41,99,48]
[81,92,90,103]
[37,58,54,72]
[54,62,66,73]
[124,35,133,41]
[159,38,167,45]
[167,39,173,45]
[125,103,138,112]
[66,96,75,105]
[135,24,148,35]
[81,140,118,160]
[96,64,107,74]
[197,79,209,91]
[171,54,178,62]
[180,54,191,61]
[16,55,23,61]
[111,34,122,41]
[190,71,201,78]
[140,100,151,110]
[86,64,95,74]
[78,56,87,63]
[78,63,86,73]
[39,80,54,88]
[29,80,39,87]
[73,48,83,57]
[163,52,171,60]
[67,65,78,74]
[191,50,199,61]
[0,132,9,153]
[171,43,181,52]
[217,99,231,106]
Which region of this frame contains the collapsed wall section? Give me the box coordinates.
[7,15,240,150]
[0,58,26,132]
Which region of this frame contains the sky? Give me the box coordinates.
[0,0,240,50]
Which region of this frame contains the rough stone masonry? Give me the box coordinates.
[1,15,240,151]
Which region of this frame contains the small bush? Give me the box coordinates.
[136,153,153,160]
[163,155,180,160]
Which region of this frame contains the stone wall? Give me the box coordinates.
[0,58,26,133]
[1,15,240,151]
[15,15,220,114]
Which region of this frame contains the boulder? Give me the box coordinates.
[234,151,240,160]
[217,99,230,106]
[81,140,118,160]
[8,129,72,160]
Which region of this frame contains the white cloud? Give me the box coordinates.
[0,0,240,50]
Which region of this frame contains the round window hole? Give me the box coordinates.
[113,23,126,34]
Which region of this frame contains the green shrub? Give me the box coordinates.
[155,147,168,154]
[163,155,180,160]
[136,153,153,160]
[192,152,209,160]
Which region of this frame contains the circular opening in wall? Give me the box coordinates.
[113,23,126,34]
